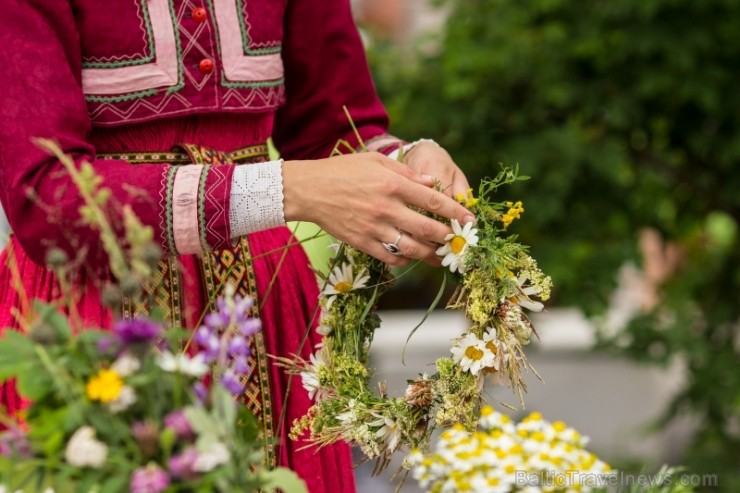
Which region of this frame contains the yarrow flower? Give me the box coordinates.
[450,332,496,375]
[85,369,124,403]
[64,427,108,469]
[436,219,479,274]
[322,262,370,307]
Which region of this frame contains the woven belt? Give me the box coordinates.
[98,142,269,165]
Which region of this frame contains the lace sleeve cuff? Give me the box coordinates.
[229,159,286,240]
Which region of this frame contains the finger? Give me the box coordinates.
[391,208,452,245]
[380,230,438,262]
[400,182,476,226]
[451,170,472,199]
[358,236,411,268]
[377,154,435,187]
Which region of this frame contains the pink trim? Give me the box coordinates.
[366,136,403,152]
[172,165,205,256]
[81,0,179,95]
[213,0,284,82]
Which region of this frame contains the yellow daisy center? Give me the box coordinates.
[486,341,498,354]
[335,281,354,294]
[450,235,467,254]
[464,346,484,361]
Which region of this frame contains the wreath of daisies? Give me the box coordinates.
[279,166,553,468]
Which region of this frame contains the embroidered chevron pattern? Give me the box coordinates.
[204,166,229,249]
[222,86,283,109]
[89,91,193,123]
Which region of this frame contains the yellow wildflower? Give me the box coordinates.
[86,369,124,403]
[455,188,480,208]
[501,200,525,228]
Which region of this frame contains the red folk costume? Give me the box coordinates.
[0,1,405,490]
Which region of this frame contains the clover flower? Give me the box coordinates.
[168,447,199,480]
[113,318,162,345]
[164,410,194,441]
[64,427,107,469]
[436,219,479,274]
[130,464,170,493]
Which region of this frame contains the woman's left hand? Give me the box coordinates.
[402,141,471,199]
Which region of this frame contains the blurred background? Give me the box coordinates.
[346,0,740,491]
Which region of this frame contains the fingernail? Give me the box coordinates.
[422,174,434,182]
[463,214,476,225]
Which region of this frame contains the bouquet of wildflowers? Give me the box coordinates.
[0,140,304,493]
[0,287,304,492]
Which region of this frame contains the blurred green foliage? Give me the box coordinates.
[368,0,740,488]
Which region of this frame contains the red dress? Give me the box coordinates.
[0,1,403,491]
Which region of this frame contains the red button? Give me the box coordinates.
[198,58,214,74]
[191,7,207,22]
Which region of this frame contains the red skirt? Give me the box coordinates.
[0,227,356,493]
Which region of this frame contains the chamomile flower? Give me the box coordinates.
[450,333,496,375]
[300,351,326,401]
[156,351,209,377]
[436,220,479,274]
[322,262,370,307]
[369,413,402,453]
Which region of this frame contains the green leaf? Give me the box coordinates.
[0,330,36,379]
[260,467,308,493]
[213,385,237,435]
[99,474,129,493]
[16,363,54,400]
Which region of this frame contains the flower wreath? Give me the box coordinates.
[280,166,553,467]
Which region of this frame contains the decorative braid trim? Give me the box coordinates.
[197,164,213,253]
[164,166,179,255]
[172,165,206,256]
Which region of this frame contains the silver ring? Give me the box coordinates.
[382,232,404,256]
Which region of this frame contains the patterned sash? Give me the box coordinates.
[99,143,276,466]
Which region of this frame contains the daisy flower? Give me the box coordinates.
[300,351,326,401]
[369,413,402,453]
[322,262,370,307]
[156,351,209,378]
[436,220,479,274]
[450,333,496,375]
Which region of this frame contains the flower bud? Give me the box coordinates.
[44,247,68,270]
[141,243,163,267]
[120,273,143,299]
[101,282,123,309]
[28,320,57,345]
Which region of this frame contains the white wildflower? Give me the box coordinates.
[322,262,370,307]
[64,426,108,469]
[193,441,230,472]
[369,413,402,453]
[450,332,496,375]
[107,385,137,413]
[110,352,140,377]
[156,351,209,377]
[435,219,478,274]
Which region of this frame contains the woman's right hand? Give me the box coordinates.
[282,152,476,266]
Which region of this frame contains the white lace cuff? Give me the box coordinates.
[229,159,286,239]
[387,138,440,161]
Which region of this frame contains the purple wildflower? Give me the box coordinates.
[0,429,32,459]
[164,410,194,441]
[114,318,162,344]
[239,318,261,337]
[232,355,250,376]
[193,381,209,403]
[168,447,199,480]
[130,464,170,493]
[97,335,122,356]
[227,335,249,358]
[220,369,244,395]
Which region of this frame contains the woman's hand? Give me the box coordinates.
[282,152,475,266]
[403,141,471,199]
